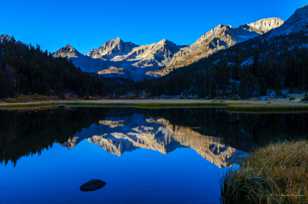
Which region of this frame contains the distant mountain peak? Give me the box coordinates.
[153,39,181,50]
[63,44,76,50]
[247,17,284,34]
[157,38,169,45]
[104,37,124,46]
[214,24,232,29]
[112,36,122,41]
[89,37,138,59]
[195,24,232,45]
[157,39,175,45]
[53,44,81,58]
[121,39,182,68]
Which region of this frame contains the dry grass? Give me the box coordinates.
[1,98,308,112]
[222,141,308,204]
[1,95,59,103]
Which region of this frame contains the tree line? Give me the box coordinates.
[0,36,131,98]
[136,33,308,98]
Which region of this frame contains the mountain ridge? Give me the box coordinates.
[137,5,308,98]
[149,17,284,77]
[53,17,283,81]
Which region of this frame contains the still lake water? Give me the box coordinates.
[0,108,307,204]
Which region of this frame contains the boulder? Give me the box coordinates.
[80,179,106,192]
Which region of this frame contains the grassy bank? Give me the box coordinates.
[0,99,308,112]
[222,141,308,204]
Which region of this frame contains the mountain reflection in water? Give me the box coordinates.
[69,114,241,168]
[0,108,307,167]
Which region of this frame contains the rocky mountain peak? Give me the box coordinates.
[53,44,81,58]
[196,24,232,44]
[157,39,175,46]
[89,37,138,59]
[103,37,124,48]
[63,44,76,51]
[247,17,284,34]
[153,39,182,52]
[129,39,182,67]
[213,24,232,31]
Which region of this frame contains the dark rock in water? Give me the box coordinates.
[80,179,106,192]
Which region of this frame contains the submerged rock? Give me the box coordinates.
[80,179,106,192]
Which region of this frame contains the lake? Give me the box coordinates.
[0,108,307,204]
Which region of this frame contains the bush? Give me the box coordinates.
[222,141,308,204]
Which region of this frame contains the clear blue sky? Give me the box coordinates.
[1,0,307,53]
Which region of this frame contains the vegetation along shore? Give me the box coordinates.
[222,141,308,204]
[1,97,308,112]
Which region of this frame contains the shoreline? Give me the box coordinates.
[0,99,308,112]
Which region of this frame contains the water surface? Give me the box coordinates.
[0,108,307,204]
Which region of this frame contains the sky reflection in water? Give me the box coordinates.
[0,108,307,204]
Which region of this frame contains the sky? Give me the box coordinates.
[1,0,307,53]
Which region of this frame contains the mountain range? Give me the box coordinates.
[137,5,308,98]
[1,5,307,99]
[54,17,284,81]
[54,38,185,81]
